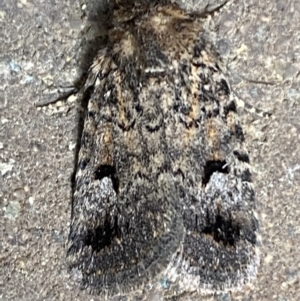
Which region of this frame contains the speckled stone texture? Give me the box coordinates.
[0,0,299,300]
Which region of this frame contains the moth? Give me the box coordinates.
[66,0,259,299]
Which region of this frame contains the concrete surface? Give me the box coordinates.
[0,0,299,300]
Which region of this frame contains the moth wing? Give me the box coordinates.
[163,36,260,292]
[67,49,184,296]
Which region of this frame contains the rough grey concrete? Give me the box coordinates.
[0,0,299,300]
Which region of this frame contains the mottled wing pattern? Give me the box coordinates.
[67,48,184,296]
[162,28,259,294]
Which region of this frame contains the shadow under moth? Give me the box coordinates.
[65,0,260,299]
